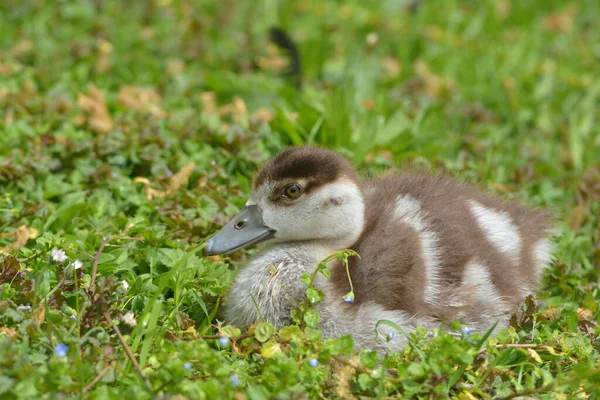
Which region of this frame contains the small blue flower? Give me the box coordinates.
[54,343,68,357]
[17,305,32,311]
[70,315,77,321]
[387,332,396,341]
[343,292,355,304]
[218,337,230,347]
[461,326,472,336]
[229,375,240,387]
[308,358,318,368]
[184,362,192,370]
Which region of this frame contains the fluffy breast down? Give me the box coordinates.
[224,246,319,329]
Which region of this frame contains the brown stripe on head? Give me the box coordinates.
[253,147,358,192]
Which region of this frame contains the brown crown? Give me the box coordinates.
[253,147,358,191]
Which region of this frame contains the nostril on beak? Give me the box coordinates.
[234,220,245,230]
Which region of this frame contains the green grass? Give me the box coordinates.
[1,0,599,398]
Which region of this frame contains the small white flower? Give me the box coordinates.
[121,280,129,290]
[71,260,83,270]
[366,32,379,47]
[121,311,137,327]
[51,248,68,262]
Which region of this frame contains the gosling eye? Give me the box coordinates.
[282,184,303,199]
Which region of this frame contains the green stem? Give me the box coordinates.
[249,291,266,323]
[345,257,354,295]
[44,274,67,303]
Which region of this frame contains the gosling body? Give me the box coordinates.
[206,147,553,351]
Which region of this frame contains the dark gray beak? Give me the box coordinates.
[203,205,276,256]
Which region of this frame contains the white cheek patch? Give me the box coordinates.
[260,179,365,248]
[394,195,441,304]
[317,180,365,245]
[469,200,522,265]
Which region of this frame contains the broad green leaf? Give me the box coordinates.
[303,309,321,328]
[253,322,275,343]
[260,340,282,359]
[300,272,311,286]
[278,325,303,342]
[327,335,354,355]
[220,325,242,338]
[360,350,379,369]
[305,287,324,304]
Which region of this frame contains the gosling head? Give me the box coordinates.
[204,147,365,255]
